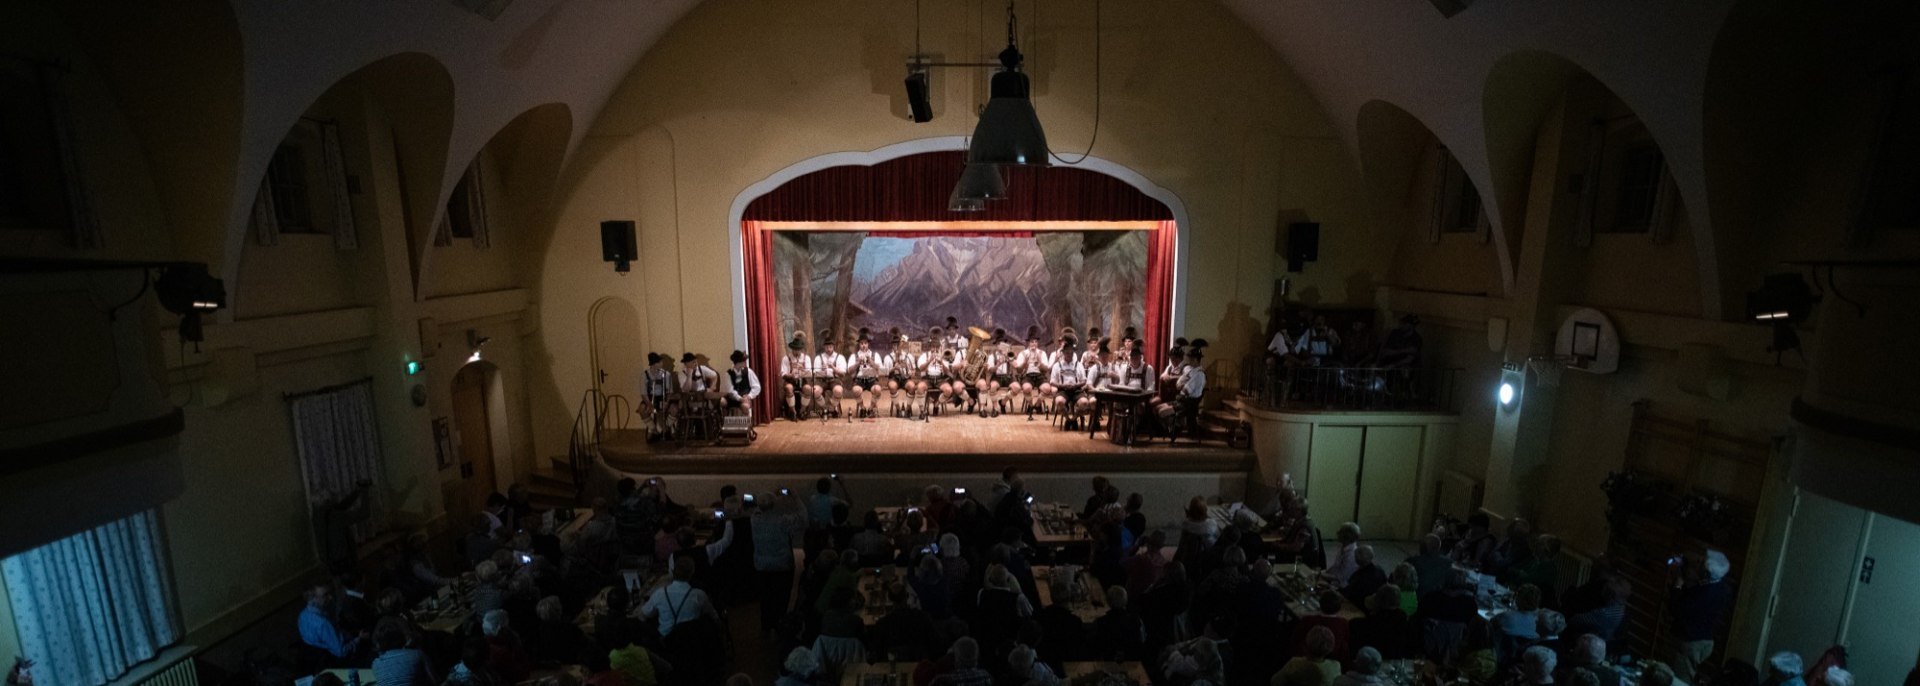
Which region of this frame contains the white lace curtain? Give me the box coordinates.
[0,510,179,686]
[289,380,386,556]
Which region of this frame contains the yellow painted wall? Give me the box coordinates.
[426,148,525,299]
[531,0,1385,457]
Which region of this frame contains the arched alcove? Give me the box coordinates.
[1357,99,1505,296]
[420,102,573,298]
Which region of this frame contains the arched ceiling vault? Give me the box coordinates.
[200,0,1747,316]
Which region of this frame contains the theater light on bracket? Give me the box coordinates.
[1497,361,1523,409]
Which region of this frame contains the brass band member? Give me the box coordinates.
[961,338,990,414]
[942,317,968,353]
[848,335,886,418]
[722,350,761,417]
[640,352,674,441]
[1174,348,1208,435]
[811,336,847,419]
[923,340,955,416]
[1050,337,1094,430]
[982,341,1016,417]
[1016,336,1049,419]
[779,338,812,420]
[1153,344,1187,425]
[887,332,916,417]
[1110,345,1155,394]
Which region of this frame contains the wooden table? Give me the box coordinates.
[855,565,908,626]
[575,573,670,636]
[1063,661,1151,684]
[1266,566,1365,620]
[873,505,1087,548]
[1088,388,1155,445]
[409,578,479,634]
[840,662,915,686]
[1032,565,1110,623]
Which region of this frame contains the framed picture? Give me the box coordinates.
[432,417,454,469]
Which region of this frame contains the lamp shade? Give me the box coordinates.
[967,58,1050,166]
[947,163,1006,212]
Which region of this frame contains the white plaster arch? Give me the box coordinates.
[725,136,1192,353]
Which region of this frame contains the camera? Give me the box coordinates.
[743,493,756,504]
[713,509,726,520]
[779,487,792,496]
[921,543,939,555]
[1026,494,1035,505]
[953,487,968,495]
[518,553,532,565]
[831,473,840,480]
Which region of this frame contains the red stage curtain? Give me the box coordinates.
[744,150,1173,223]
[741,220,781,424]
[861,231,1035,239]
[1143,220,1177,371]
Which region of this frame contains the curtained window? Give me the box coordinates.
[1,510,180,686]
[0,57,100,248]
[252,118,358,249]
[288,380,387,568]
[436,159,491,248]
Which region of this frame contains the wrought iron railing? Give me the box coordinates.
[1243,357,1459,412]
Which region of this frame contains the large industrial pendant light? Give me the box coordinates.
[948,160,1008,211]
[966,1,1049,167]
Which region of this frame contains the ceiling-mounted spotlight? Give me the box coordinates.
[1746,272,1817,365]
[947,162,1007,211]
[154,263,226,344]
[965,3,1049,167]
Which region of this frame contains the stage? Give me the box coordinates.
[598,413,1253,476]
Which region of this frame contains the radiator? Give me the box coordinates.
[139,656,198,686]
[1434,469,1484,522]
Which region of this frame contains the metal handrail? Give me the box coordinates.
[566,389,608,504]
[1244,357,1460,413]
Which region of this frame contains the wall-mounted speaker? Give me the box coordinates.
[601,220,637,272]
[905,72,933,123]
[1285,221,1320,272]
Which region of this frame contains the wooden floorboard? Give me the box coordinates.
[601,413,1253,474]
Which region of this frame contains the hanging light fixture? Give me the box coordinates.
[965,1,1049,167]
[948,162,1008,211]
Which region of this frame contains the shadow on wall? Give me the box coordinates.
[1216,300,1263,392]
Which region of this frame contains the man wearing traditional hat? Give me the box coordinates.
[1174,348,1208,437]
[922,334,954,417]
[778,337,812,420]
[722,350,761,416]
[1015,335,1049,419]
[886,330,917,418]
[1049,336,1093,430]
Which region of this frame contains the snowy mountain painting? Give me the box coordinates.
[772,231,1147,351]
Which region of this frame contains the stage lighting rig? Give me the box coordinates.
[154,263,226,345]
[1746,272,1817,365]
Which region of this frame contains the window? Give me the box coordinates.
[267,143,314,231]
[1429,146,1488,240]
[1608,144,1664,233]
[2,510,180,686]
[446,172,476,239]
[0,61,71,230]
[437,159,490,248]
[1450,174,1486,233]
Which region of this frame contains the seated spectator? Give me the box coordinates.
[1195,546,1252,620]
[1341,545,1388,606]
[1290,590,1351,662]
[1324,523,1363,586]
[1008,644,1061,686]
[370,616,435,685]
[1408,534,1452,596]
[1141,562,1193,648]
[936,534,971,614]
[481,609,531,683]
[582,643,623,686]
[852,510,895,566]
[1240,559,1290,635]
[1333,646,1386,686]
[1560,634,1623,686]
[1378,315,1423,369]
[444,637,499,686]
[1566,577,1630,643]
[1820,667,1854,686]
[1453,620,1498,685]
[1485,519,1534,578]
[606,624,673,685]
[1340,319,1378,368]
[1389,563,1421,615]
[1764,652,1807,686]
[470,561,506,615]
[1637,662,1680,686]
[1350,585,1412,660]
[814,548,864,614]
[909,554,953,621]
[1506,646,1557,686]
[929,637,994,686]
[1272,625,1342,686]
[641,557,719,638]
[1492,584,1544,644]
[1451,514,1497,571]
[1503,535,1563,607]
[1123,493,1148,542]
[464,513,500,566]
[975,564,1035,649]
[528,596,586,665]
[875,583,936,662]
[1177,497,1220,561]
[1091,586,1147,662]
[1123,529,1170,599]
[297,583,363,662]
[776,647,823,686]
[915,619,972,686]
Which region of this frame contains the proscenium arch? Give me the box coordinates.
[417,101,574,300]
[724,137,1193,353]
[1356,99,1512,294]
[221,51,456,314]
[1481,49,1718,318]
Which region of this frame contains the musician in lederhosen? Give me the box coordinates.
[847,335,886,419]
[942,318,969,353]
[960,337,990,415]
[778,338,812,421]
[1152,344,1188,431]
[678,352,720,439]
[982,340,1016,417]
[722,350,761,418]
[811,335,847,420]
[1174,348,1208,436]
[922,337,954,417]
[640,352,674,442]
[1016,335,1049,419]
[1050,337,1095,430]
[886,331,917,417]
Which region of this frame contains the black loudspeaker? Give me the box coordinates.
[905,72,933,123]
[601,220,637,272]
[1285,221,1319,273]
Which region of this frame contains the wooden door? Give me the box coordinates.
[1357,425,1423,540]
[590,297,645,408]
[451,364,497,513]
[1306,426,1364,532]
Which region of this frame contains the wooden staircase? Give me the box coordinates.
[1196,394,1253,448]
[526,456,579,509]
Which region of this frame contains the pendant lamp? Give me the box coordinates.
[966,44,1050,167]
[947,162,1008,211]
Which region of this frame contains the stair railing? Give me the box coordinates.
[567,389,609,504]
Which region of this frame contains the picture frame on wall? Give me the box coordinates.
[432,417,453,469]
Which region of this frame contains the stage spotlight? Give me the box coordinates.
[154,263,226,344]
[1497,381,1516,407]
[905,71,933,123]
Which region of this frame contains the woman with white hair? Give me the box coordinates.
[1763,652,1806,686]
[1515,645,1558,685]
[1008,644,1061,686]
[1332,646,1386,686]
[1669,550,1735,682]
[775,646,820,686]
[1323,522,1364,586]
[480,609,531,683]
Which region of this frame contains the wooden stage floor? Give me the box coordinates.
[600,413,1253,475]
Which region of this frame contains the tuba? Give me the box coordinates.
[958,326,992,383]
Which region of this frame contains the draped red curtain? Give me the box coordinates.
[741,220,781,423]
[1142,220,1178,372]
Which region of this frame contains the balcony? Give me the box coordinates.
[1240,357,1460,414]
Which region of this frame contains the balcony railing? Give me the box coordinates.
[1242,357,1459,413]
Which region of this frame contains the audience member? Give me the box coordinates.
[776,647,822,686]
[481,609,531,683]
[1291,590,1352,662]
[1123,529,1170,599]
[297,583,363,662]
[1324,523,1364,586]
[1141,562,1193,647]
[929,637,994,686]
[445,637,500,686]
[1509,646,1557,686]
[909,554,953,621]
[1177,497,1220,561]
[1123,493,1148,542]
[1408,534,1452,596]
[1273,626,1342,686]
[752,492,803,633]
[1008,643,1061,686]
[1560,634,1623,686]
[1388,563,1420,615]
[1350,585,1412,660]
[1334,646,1386,686]
[1451,514,1497,570]
[370,616,434,685]
[641,557,718,637]
[1090,586,1148,662]
[875,582,936,661]
[1764,652,1806,686]
[1341,544,1387,606]
[528,596,586,666]
[1670,551,1734,683]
